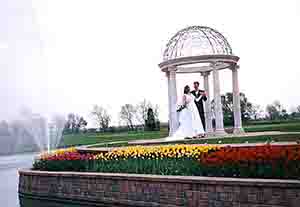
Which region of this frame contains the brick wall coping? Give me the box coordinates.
[19,169,300,188]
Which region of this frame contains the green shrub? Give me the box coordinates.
[33,158,300,179]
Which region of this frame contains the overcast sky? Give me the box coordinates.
[1,0,300,125]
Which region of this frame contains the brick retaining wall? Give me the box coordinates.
[19,170,300,207]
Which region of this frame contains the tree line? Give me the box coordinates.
[62,93,300,134]
[215,92,300,126]
[63,99,160,134]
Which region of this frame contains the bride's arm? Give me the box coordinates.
[182,95,187,106]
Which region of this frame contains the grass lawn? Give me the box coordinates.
[244,122,300,132]
[59,128,169,147]
[59,121,300,147]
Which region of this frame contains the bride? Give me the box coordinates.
[167,85,205,140]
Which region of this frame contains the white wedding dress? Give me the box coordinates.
[166,93,205,141]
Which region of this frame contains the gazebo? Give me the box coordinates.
[158,26,244,136]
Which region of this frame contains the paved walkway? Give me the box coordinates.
[76,131,300,154]
[129,131,300,145]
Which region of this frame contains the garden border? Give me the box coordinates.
[19,169,300,207]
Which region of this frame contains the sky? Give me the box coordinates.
[1,0,300,126]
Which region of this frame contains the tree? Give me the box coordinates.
[266,100,286,120]
[145,108,156,131]
[251,105,263,120]
[64,113,87,133]
[266,103,280,120]
[65,113,75,133]
[281,109,289,120]
[273,100,282,113]
[120,104,136,130]
[75,116,88,132]
[212,92,254,124]
[0,120,10,136]
[90,105,111,130]
[239,93,254,121]
[297,105,300,113]
[135,99,159,126]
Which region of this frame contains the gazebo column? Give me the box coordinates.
[212,64,226,135]
[232,65,244,134]
[201,71,213,134]
[167,67,179,136]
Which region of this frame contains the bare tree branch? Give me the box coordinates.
[90,105,111,130]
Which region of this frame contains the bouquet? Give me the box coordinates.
[176,105,186,112]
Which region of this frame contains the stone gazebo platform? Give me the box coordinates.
[159,26,244,136]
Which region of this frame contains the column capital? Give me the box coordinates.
[168,66,177,72]
[165,71,170,78]
[166,67,177,78]
[231,64,240,71]
[201,71,211,76]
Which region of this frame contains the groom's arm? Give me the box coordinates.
[199,90,207,102]
[192,91,201,101]
[191,90,199,98]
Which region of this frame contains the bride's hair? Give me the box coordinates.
[184,85,190,94]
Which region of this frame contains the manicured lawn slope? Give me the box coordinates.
[59,129,168,147]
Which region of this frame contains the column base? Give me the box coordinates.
[233,127,245,134]
[205,128,214,134]
[204,131,214,138]
[168,127,178,137]
[212,129,227,137]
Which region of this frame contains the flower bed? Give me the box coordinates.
[33,145,218,175]
[200,144,300,179]
[33,144,300,179]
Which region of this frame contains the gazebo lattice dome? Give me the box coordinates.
[163,26,233,61]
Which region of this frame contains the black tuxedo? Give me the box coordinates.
[191,90,207,130]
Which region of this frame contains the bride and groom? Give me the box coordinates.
[168,81,207,140]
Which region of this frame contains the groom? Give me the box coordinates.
[191,81,207,130]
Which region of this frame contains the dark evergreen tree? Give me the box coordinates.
[145,108,156,131]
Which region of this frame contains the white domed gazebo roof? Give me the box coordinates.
[159,26,239,73]
[163,26,233,61]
